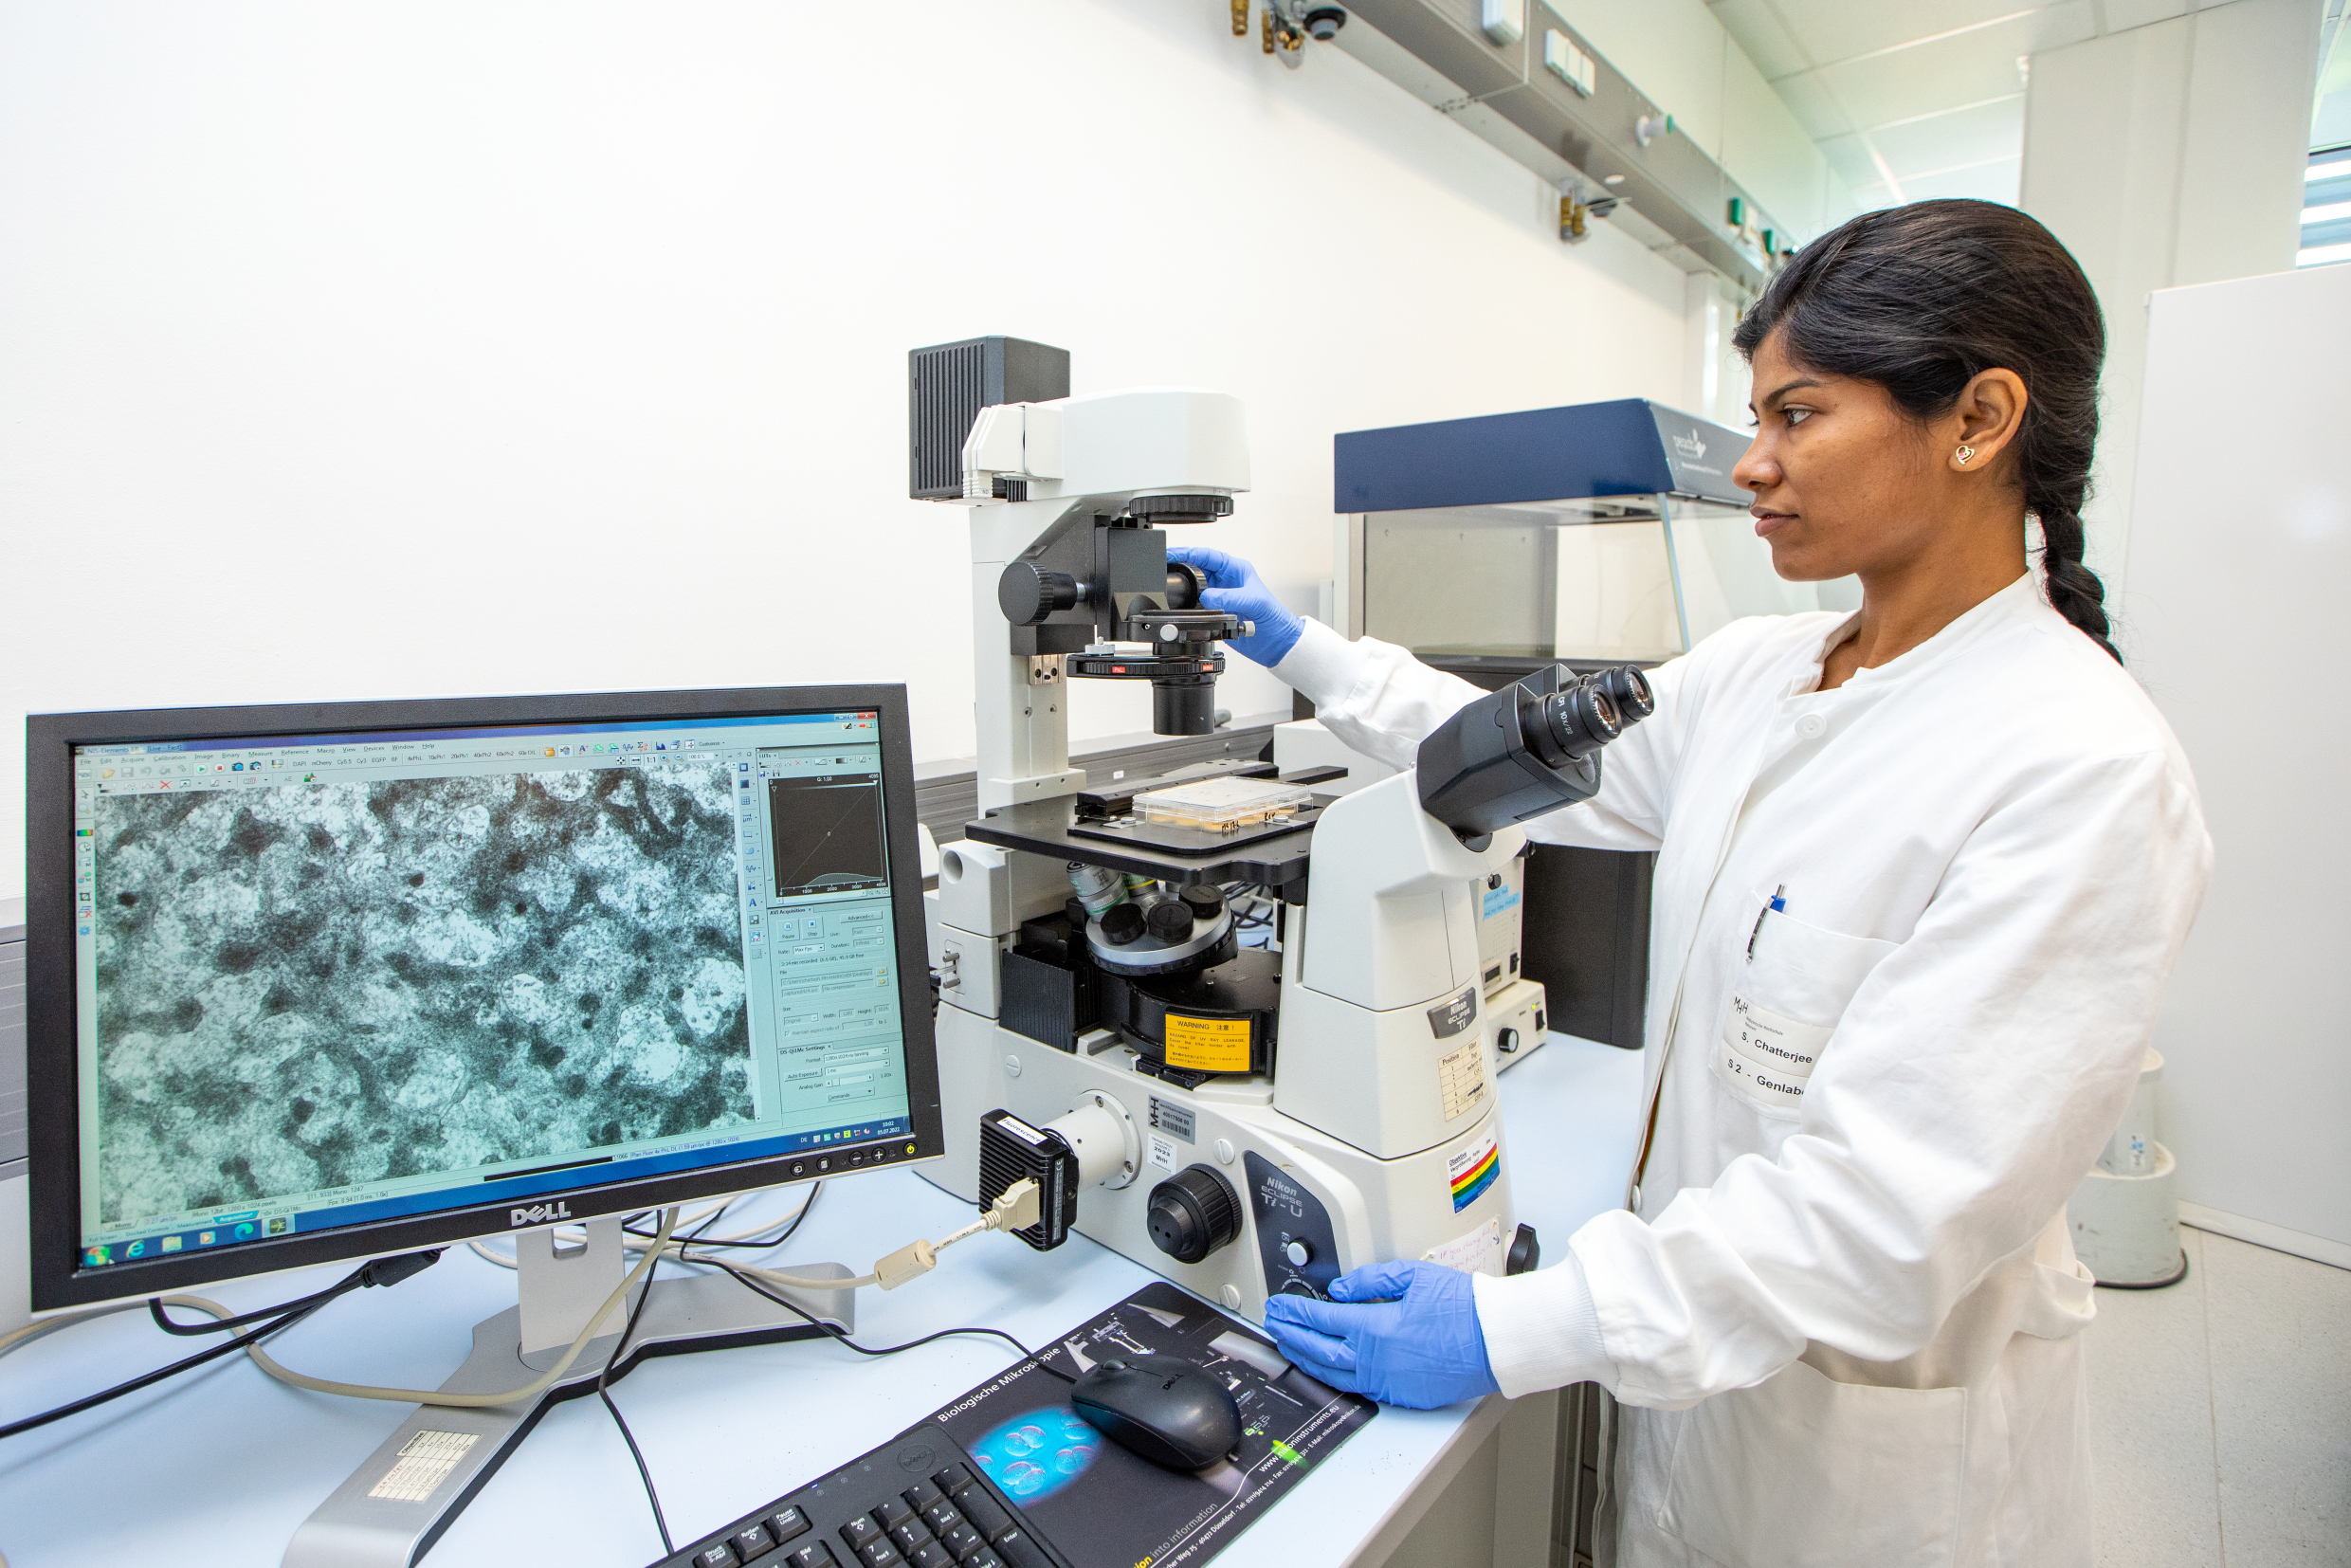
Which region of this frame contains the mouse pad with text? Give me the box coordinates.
[924,1282,1377,1568]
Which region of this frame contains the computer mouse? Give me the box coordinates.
[1068,1354,1243,1470]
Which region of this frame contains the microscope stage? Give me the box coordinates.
[963,796,1325,894]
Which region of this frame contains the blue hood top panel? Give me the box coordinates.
[1334,398,1751,512]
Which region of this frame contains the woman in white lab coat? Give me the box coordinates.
[1177,199,2213,1567]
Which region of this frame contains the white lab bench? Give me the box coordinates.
[0,1037,1642,1568]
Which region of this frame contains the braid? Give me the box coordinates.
[2032,505,2123,665]
[1734,200,2125,666]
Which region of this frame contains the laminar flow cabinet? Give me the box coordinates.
[1328,399,1856,1049]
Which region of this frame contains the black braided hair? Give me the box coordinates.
[1731,199,2122,665]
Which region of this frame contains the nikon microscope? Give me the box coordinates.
[915,337,1649,1318]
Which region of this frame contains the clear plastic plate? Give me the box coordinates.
[1131,776,1317,832]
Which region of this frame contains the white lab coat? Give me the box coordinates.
[1274,574,2211,1568]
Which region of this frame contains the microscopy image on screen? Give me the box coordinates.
[767,774,885,899]
[88,763,751,1225]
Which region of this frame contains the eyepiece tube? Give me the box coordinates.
[1532,679,1620,764]
[1596,665,1654,725]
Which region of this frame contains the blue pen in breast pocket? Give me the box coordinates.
[1746,884,1787,962]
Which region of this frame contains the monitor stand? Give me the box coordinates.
[281,1217,854,1568]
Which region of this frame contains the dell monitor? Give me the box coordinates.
[23,684,943,1558]
[26,684,939,1310]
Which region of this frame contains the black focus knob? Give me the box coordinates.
[1144,899,1195,942]
[1146,1165,1242,1264]
[997,563,1082,626]
[1099,903,1146,946]
[1178,884,1224,920]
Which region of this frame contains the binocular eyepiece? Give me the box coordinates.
[1415,662,1655,837]
[1527,665,1654,767]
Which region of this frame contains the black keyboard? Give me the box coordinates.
[657,1426,1069,1568]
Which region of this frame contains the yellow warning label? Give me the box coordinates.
[1163,1014,1253,1071]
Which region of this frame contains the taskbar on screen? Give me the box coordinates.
[81,1115,916,1271]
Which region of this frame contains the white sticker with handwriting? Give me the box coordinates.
[1422,1216,1504,1276]
[1715,993,1834,1116]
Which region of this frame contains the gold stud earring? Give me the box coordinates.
[1956,444,1976,465]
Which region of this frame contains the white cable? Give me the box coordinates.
[248,1176,1041,1407]
[585,1178,1037,1295]
[466,1188,817,1271]
[240,1209,679,1408]
[0,1291,275,1362]
[0,1302,144,1360]
[480,1194,739,1260]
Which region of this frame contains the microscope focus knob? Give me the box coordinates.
[1145,1165,1241,1265]
[998,563,1082,626]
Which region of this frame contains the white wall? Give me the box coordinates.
[1540,0,1856,244]
[2020,0,2321,592]
[0,0,1697,903]
[2124,264,2351,1260]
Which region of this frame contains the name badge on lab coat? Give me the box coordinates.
[1716,994,1833,1116]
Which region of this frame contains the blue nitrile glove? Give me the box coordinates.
[1164,545,1304,667]
[1260,1260,1500,1409]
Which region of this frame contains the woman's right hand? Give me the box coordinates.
[1166,546,1304,666]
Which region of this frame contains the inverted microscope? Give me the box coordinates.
[915,337,1649,1317]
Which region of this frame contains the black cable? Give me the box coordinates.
[683,1199,735,1246]
[707,1256,1077,1386]
[1221,881,1276,931]
[592,1197,778,1555]
[146,1250,442,1337]
[0,1301,324,1442]
[623,1183,821,1253]
[2,1249,444,1442]
[150,1281,355,1336]
[596,1244,675,1557]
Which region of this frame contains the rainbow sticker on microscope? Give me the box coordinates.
[969,1407,1103,1501]
[1447,1130,1501,1212]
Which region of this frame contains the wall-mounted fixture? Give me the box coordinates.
[1301,5,1347,39]
[1249,1,1347,68]
[1542,30,1595,97]
[1558,178,1618,245]
[1559,183,1591,245]
[1326,1,1798,292]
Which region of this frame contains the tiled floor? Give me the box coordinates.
[2085,1226,2351,1566]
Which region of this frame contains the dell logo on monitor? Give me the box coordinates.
[509,1202,574,1228]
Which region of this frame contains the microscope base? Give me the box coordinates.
[929,1005,1517,1318]
[278,1267,854,1568]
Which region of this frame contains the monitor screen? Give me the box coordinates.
[36,692,936,1292]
